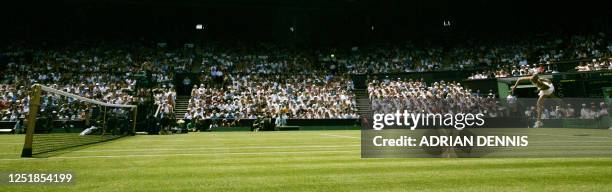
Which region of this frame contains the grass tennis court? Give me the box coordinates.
[1,129,611,192]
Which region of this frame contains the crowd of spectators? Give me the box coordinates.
[1,82,137,136]
[575,58,612,72]
[468,57,612,80]
[0,82,136,122]
[186,74,358,121]
[0,41,193,122]
[467,63,556,79]
[464,34,611,79]
[1,33,611,123]
[174,33,612,78]
[525,102,608,120]
[318,33,612,75]
[197,44,313,78]
[368,79,506,117]
[334,45,445,74]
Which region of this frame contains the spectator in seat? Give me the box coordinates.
[580,103,592,119]
[598,102,609,118]
[554,106,565,119]
[565,104,575,118]
[184,111,193,124]
[275,112,287,127]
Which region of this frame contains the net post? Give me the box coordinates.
[21,84,42,157]
[132,106,138,136]
[102,106,107,139]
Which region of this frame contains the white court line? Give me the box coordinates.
[524,146,612,148]
[0,153,20,155]
[320,134,359,139]
[531,141,612,143]
[4,142,608,156]
[75,144,360,153]
[0,150,359,161]
[126,139,190,142]
[527,133,612,139]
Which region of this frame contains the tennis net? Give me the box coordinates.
[21,84,137,157]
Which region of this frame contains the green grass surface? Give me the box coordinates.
[0,129,611,191]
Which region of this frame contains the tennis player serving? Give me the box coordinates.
[511,74,554,128]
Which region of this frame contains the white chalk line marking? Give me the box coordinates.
[74,144,360,153]
[319,134,359,139]
[527,133,612,139]
[0,150,359,161]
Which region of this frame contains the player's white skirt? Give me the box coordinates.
[538,84,554,97]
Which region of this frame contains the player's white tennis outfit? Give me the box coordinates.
[538,81,554,97]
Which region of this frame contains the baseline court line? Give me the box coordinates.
[319,134,359,139]
[0,150,359,161]
[75,144,361,153]
[527,133,612,139]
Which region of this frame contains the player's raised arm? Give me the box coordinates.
[511,76,533,94]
